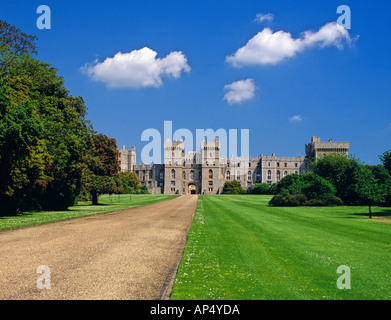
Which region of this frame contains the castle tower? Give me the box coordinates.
[119,145,136,172]
[305,136,350,160]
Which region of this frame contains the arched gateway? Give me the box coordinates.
[188,183,197,195]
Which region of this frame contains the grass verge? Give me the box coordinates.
[0,194,179,231]
[171,195,391,300]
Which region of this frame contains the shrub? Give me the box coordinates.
[269,194,307,207]
[304,196,342,207]
[223,180,242,194]
[248,183,271,195]
[318,195,343,206]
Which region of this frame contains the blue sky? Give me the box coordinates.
[2,0,391,164]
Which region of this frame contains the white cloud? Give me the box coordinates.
[254,13,274,23]
[226,22,353,67]
[82,47,190,88]
[289,115,303,122]
[223,79,255,105]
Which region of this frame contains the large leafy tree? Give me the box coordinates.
[0,23,95,213]
[0,77,50,213]
[86,134,121,205]
[311,154,362,205]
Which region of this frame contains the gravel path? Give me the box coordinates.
[0,195,198,300]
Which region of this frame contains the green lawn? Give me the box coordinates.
[0,194,179,231]
[171,195,391,300]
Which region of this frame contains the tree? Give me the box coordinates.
[86,134,120,205]
[301,172,336,199]
[354,165,385,218]
[367,165,391,198]
[311,154,362,205]
[275,173,303,195]
[0,23,95,212]
[119,172,141,193]
[0,78,50,214]
[222,180,242,194]
[380,148,391,175]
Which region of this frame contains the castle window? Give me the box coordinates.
[285,163,287,168]
[226,171,231,180]
[277,162,280,167]
[209,170,213,179]
[183,171,186,180]
[248,171,252,180]
[256,171,261,182]
[209,181,213,186]
[284,171,288,177]
[277,171,281,181]
[295,163,298,168]
[171,181,175,186]
[171,169,176,179]
[267,170,272,180]
[190,170,194,180]
[237,171,241,180]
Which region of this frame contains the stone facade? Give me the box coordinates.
[118,136,349,195]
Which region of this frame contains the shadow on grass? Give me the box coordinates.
[341,208,391,219]
[0,202,112,218]
[350,209,391,218]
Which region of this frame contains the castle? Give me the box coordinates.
[119,136,349,195]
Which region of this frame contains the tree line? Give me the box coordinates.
[223,152,391,218]
[0,21,145,215]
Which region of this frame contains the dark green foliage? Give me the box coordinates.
[269,193,343,207]
[248,183,271,194]
[353,165,385,218]
[275,172,335,199]
[304,195,343,207]
[311,154,362,205]
[384,191,391,207]
[312,154,390,212]
[0,23,96,213]
[86,134,121,205]
[222,180,242,194]
[269,194,307,207]
[380,148,391,175]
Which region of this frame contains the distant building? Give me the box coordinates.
[119,136,350,195]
